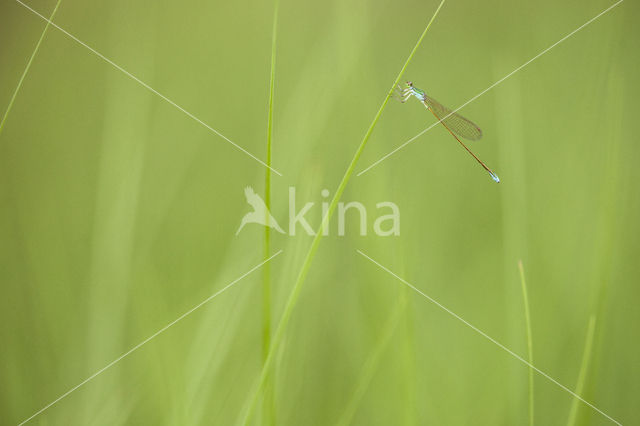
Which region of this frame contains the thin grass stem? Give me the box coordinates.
[518,260,534,426]
[239,1,447,424]
[0,0,62,137]
[402,284,416,426]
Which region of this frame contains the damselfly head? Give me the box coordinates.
[406,81,413,87]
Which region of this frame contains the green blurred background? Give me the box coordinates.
[1,0,638,424]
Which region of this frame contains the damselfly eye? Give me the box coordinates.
[406,81,413,87]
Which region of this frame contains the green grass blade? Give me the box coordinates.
[262,1,280,425]
[335,294,407,426]
[518,260,534,426]
[401,285,416,426]
[238,1,447,424]
[0,0,62,137]
[566,316,597,426]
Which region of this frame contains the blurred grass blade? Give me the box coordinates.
[335,294,407,426]
[262,0,280,425]
[238,1,447,424]
[0,0,62,137]
[566,316,597,426]
[518,260,534,426]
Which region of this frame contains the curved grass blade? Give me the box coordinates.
[237,2,449,424]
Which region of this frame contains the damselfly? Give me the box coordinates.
[396,81,500,183]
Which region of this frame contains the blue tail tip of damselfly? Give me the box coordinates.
[489,171,500,183]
